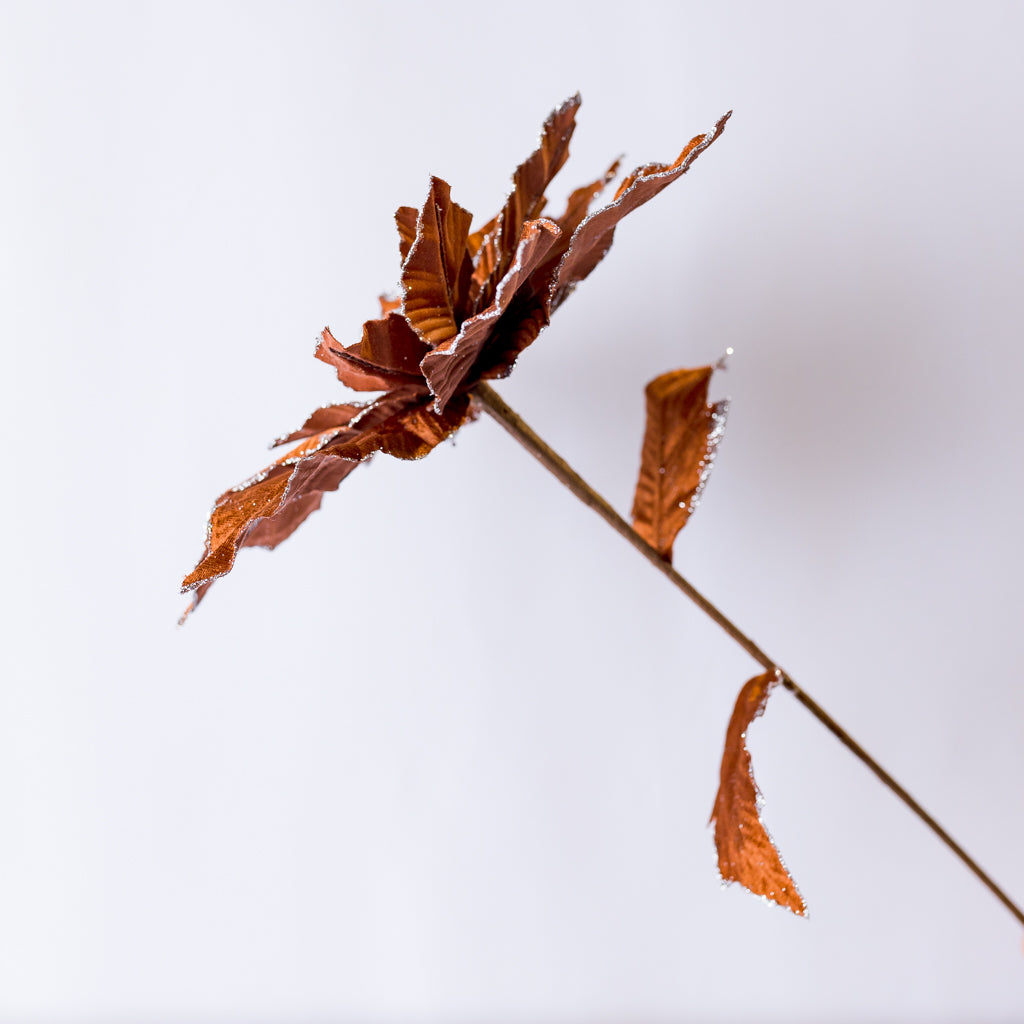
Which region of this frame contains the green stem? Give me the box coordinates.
[472,380,1024,930]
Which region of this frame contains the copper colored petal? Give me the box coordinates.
[180,389,431,605]
[554,158,621,238]
[316,327,396,390]
[511,159,621,315]
[401,177,473,347]
[241,454,359,550]
[243,440,391,553]
[180,455,362,619]
[359,311,431,374]
[467,214,498,260]
[465,97,581,317]
[378,294,402,315]
[466,215,500,316]
[272,403,370,446]
[710,671,806,917]
[494,94,580,281]
[324,392,471,462]
[317,314,430,389]
[631,366,728,560]
[551,112,731,310]
[267,425,357,465]
[476,293,549,382]
[420,218,562,413]
[181,468,293,595]
[395,206,418,264]
[316,326,421,391]
[183,417,369,597]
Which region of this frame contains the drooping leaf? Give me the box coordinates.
[631,366,727,560]
[182,469,293,594]
[710,671,806,917]
[222,455,359,558]
[181,389,467,610]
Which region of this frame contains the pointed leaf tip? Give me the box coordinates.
[550,112,729,309]
[710,671,806,917]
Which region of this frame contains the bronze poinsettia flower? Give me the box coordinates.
[181,95,730,617]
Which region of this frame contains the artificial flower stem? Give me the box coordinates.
[472,381,1024,930]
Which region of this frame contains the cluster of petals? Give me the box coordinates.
[181,95,729,616]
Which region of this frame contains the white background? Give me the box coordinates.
[3,2,1023,1020]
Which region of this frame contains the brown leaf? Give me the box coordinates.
[321,390,470,462]
[182,468,293,594]
[394,206,418,263]
[316,326,399,391]
[553,158,621,238]
[466,213,498,261]
[631,366,728,560]
[316,315,428,390]
[465,215,500,317]
[181,389,468,611]
[359,310,432,374]
[465,95,581,317]
[710,671,806,917]
[494,93,580,280]
[271,402,370,446]
[420,218,562,412]
[401,176,473,347]
[179,452,363,625]
[551,111,731,310]
[462,160,620,380]
[475,291,549,384]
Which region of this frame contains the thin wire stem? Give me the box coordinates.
[472,380,1024,929]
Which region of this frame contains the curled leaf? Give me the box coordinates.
[710,671,806,917]
[631,366,727,559]
[317,312,430,390]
